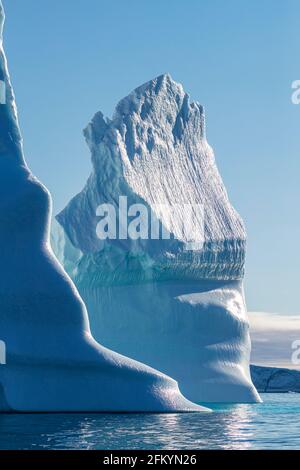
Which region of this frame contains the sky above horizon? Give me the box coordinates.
[3,0,300,322]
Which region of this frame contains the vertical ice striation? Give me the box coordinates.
[0,1,205,412]
[56,75,260,403]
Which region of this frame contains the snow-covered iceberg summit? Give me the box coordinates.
[0,2,205,413]
[56,75,260,403]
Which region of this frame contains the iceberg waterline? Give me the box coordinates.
[56,74,260,403]
[0,1,207,413]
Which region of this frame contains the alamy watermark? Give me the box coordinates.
[0,80,5,105]
[291,340,300,365]
[95,196,205,251]
[291,80,300,105]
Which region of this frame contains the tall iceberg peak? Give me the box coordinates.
[112,73,206,145]
[57,75,246,282]
[55,75,260,403]
[0,3,23,165]
[0,2,205,412]
[58,74,246,283]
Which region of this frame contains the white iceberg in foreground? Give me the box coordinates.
[56,74,261,403]
[0,2,206,413]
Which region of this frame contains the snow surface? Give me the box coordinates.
[56,75,260,403]
[0,1,207,413]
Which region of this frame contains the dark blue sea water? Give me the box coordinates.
[0,394,299,450]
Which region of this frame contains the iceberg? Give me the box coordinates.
[0,1,206,413]
[56,74,260,403]
[251,365,300,393]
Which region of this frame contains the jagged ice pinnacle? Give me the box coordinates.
[55,73,260,403]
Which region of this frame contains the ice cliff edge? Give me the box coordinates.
[56,74,260,403]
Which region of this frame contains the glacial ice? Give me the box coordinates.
[56,74,260,403]
[0,1,206,413]
[251,365,300,393]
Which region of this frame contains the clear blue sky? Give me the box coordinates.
[4,0,300,314]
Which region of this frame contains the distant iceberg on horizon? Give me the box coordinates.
[55,73,260,403]
[0,1,206,413]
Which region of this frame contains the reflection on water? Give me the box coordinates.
[0,394,299,450]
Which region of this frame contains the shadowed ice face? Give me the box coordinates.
[0,0,24,162]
